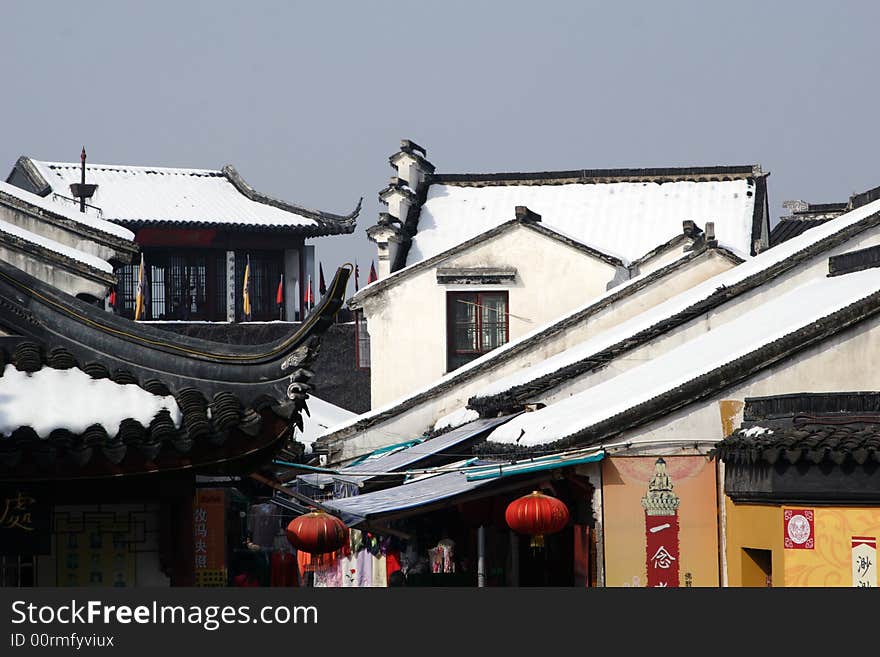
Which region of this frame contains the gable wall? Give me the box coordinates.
[361,224,623,407]
[327,249,735,464]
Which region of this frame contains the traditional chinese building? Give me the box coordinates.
[6,152,360,322]
[357,139,768,409]
[0,181,351,586]
[716,392,880,587]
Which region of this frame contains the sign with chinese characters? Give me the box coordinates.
[55,514,136,587]
[851,536,877,587]
[641,458,681,588]
[645,514,680,587]
[783,509,814,550]
[602,456,719,587]
[193,488,227,586]
[0,488,50,555]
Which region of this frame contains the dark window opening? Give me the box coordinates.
[446,291,509,372]
[235,250,285,322]
[114,250,226,321]
[742,548,772,587]
[355,310,371,369]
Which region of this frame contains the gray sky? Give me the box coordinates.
[2,1,879,297]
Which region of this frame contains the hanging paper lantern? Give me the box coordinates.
[505,490,570,549]
[286,510,349,556]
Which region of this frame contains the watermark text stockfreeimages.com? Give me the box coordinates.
[10,599,318,632]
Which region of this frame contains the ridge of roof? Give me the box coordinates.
[429,164,763,186]
[0,219,115,282]
[14,157,360,235]
[320,245,728,445]
[469,201,880,413]
[481,267,880,455]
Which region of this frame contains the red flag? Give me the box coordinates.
[276,274,284,305]
[319,262,327,297]
[367,261,377,284]
[108,288,117,307]
[354,261,360,292]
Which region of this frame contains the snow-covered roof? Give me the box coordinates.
[0,180,134,241]
[322,252,701,439]
[486,266,880,448]
[325,196,880,446]
[0,364,181,437]
[472,196,880,404]
[405,171,762,268]
[20,159,358,232]
[294,395,357,453]
[0,216,113,273]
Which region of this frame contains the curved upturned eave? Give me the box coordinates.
[0,259,351,406]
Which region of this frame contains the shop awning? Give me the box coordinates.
[321,448,604,526]
[292,414,521,491]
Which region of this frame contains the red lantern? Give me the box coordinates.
[505,490,570,549]
[286,510,349,558]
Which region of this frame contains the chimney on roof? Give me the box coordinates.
[69,146,98,212]
[705,221,717,247]
[379,176,414,223]
[515,206,541,223]
[389,138,435,190]
[366,215,404,280]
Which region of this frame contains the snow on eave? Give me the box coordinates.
[485,267,880,448]
[433,408,479,433]
[0,180,135,242]
[331,198,880,444]
[323,249,709,441]
[0,217,113,273]
[471,198,880,403]
[292,395,358,454]
[0,364,182,437]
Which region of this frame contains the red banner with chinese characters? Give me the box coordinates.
[645,514,680,587]
[783,509,814,550]
[193,489,227,586]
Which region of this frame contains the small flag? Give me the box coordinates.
[108,287,117,309]
[242,255,252,321]
[305,274,314,310]
[367,260,378,284]
[319,262,327,297]
[276,273,284,305]
[354,261,360,292]
[133,253,146,320]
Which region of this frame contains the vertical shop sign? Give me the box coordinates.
[193,488,227,586]
[641,458,680,587]
[851,537,877,587]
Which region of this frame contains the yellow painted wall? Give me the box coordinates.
[784,508,880,587]
[603,456,720,587]
[725,501,880,587]
[724,500,784,587]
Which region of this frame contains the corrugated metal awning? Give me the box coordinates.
[294,414,520,491]
[322,448,603,526]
